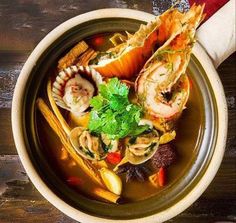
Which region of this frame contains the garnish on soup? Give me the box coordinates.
[88,78,149,139]
[36,4,205,203]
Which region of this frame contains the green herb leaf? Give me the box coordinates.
[90,95,105,110]
[88,78,148,139]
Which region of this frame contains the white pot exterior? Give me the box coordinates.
[12,9,228,223]
[197,0,236,67]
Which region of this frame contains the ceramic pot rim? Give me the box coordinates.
[11,8,228,223]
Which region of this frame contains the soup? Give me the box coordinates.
[36,5,205,203]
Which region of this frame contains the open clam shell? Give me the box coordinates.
[69,127,118,161]
[125,129,160,165]
[52,65,103,115]
[69,127,104,161]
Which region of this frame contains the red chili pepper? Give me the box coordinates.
[67,176,83,186]
[94,36,104,46]
[158,167,166,187]
[106,152,122,165]
[188,76,193,90]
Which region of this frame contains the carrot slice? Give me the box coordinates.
[67,176,83,186]
[158,167,166,187]
[106,152,122,165]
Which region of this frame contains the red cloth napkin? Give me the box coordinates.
[189,0,229,21]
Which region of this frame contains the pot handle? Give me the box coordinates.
[196,0,235,68]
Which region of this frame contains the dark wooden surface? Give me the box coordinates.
[0,0,235,222]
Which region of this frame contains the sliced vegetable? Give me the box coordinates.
[158,167,166,187]
[58,41,88,70]
[113,156,128,172]
[67,176,83,186]
[106,152,122,165]
[159,130,176,144]
[99,167,122,195]
[149,173,159,188]
[110,33,127,46]
[92,160,108,168]
[149,167,166,187]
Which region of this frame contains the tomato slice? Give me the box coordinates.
[106,152,122,165]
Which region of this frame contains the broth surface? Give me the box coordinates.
[36,32,203,202]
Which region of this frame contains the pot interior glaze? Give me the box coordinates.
[22,18,216,219]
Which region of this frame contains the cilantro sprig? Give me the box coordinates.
[88,78,148,139]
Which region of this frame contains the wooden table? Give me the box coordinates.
[0,1,235,222]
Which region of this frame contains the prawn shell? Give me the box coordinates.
[52,65,103,112]
[136,4,205,92]
[135,5,204,121]
[92,30,158,79]
[143,74,190,121]
[92,5,204,80]
[91,8,173,79]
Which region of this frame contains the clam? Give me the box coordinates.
[52,65,103,116]
[125,129,159,165]
[69,127,118,161]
